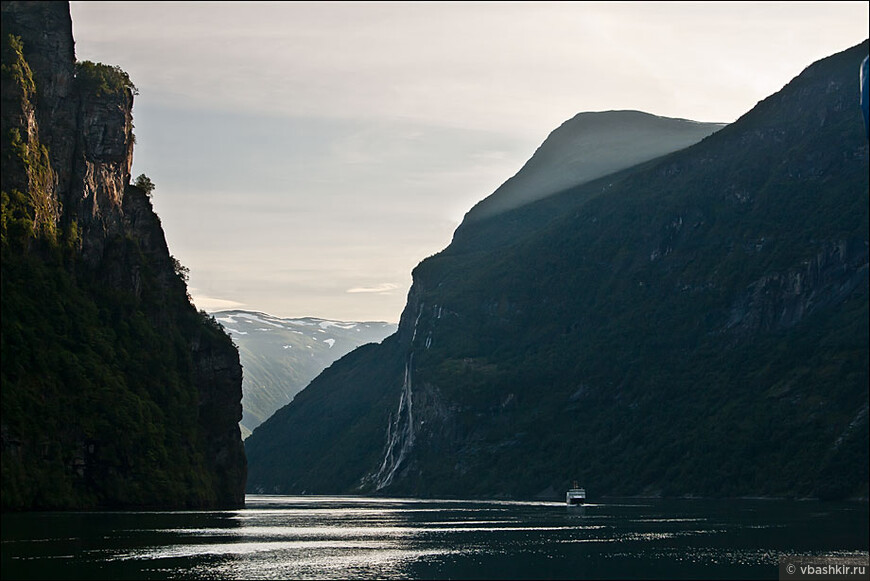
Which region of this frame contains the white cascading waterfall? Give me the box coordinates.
[370,306,422,490]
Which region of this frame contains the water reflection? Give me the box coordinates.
[2,495,867,580]
[566,504,587,517]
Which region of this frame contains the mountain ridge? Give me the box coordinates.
[464,110,724,222]
[245,40,869,501]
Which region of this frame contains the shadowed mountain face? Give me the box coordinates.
[464,111,725,222]
[211,310,395,438]
[245,41,869,501]
[1,1,246,510]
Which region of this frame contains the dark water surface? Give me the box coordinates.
[2,495,867,579]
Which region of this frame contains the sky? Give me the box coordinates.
[68,1,869,323]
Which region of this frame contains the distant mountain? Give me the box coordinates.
[212,310,395,438]
[245,41,869,501]
[464,110,724,222]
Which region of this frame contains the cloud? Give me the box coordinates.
[70,1,870,132]
[346,283,399,294]
[190,292,247,312]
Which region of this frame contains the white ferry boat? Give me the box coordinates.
[566,482,586,505]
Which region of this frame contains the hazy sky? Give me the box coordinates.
[68,1,869,322]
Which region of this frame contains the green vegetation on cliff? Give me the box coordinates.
[2,34,34,93]
[1,233,234,509]
[1,177,241,509]
[1,34,59,244]
[74,59,137,97]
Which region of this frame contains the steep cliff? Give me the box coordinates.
[246,41,869,500]
[1,1,246,510]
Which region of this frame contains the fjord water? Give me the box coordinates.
[2,495,867,580]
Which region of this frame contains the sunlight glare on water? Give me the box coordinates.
[1,495,867,580]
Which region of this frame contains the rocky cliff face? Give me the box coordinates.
[1,1,246,510]
[245,41,868,501]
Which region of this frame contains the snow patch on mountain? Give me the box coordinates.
[211,309,397,438]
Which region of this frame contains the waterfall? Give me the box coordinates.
[370,306,422,490]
